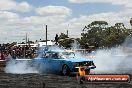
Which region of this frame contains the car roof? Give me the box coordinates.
[46,49,74,53]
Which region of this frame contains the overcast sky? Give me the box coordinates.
[0,0,132,44]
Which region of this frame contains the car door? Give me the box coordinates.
[48,52,64,73]
[37,52,51,73]
[52,59,64,72]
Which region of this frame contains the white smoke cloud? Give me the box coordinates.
[4,45,64,74]
[70,36,132,74]
[4,36,132,74]
[91,36,132,74]
[90,47,126,73]
[4,59,39,74]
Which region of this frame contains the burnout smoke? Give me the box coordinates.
[4,36,132,74]
[4,59,39,74]
[91,47,127,73]
[4,45,64,74]
[71,37,132,74]
[71,39,80,50]
[91,36,132,74]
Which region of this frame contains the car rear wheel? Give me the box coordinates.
[62,65,70,76]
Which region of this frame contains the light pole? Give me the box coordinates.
[24,33,28,58]
[130,18,132,29]
[46,25,47,46]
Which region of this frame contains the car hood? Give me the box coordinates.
[63,57,93,62]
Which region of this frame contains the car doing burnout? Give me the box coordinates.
[32,49,96,75]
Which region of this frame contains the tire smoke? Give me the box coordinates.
[4,45,64,74]
[4,36,132,74]
[90,47,127,73]
[91,36,132,74]
[4,59,39,74]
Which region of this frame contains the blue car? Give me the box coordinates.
[32,49,96,75]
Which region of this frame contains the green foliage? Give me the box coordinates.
[58,21,132,49]
[59,33,68,39]
[58,33,74,48]
[81,21,131,48]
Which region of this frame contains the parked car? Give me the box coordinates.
[32,49,96,75]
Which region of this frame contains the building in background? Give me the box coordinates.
[16,40,55,48]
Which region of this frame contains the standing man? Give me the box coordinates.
[55,34,59,45]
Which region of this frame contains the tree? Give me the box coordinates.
[58,33,73,48]
[81,21,108,48]
[59,33,68,39]
[83,21,108,32]
[80,21,130,48]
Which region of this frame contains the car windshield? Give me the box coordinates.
[59,52,75,59]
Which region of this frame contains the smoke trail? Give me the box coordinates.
[71,39,80,50]
[91,36,132,74]
[90,47,127,73]
[4,59,39,74]
[5,35,132,74]
[4,45,64,74]
[70,37,132,74]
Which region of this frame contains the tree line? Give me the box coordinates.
[58,21,132,49]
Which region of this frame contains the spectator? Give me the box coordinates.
[5,52,12,61]
[0,52,5,60]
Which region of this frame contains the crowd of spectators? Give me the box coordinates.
[0,43,37,60]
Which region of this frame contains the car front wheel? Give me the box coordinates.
[62,65,70,76]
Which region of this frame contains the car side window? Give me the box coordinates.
[41,52,60,59]
[41,52,50,58]
[44,52,54,58]
[45,52,53,58]
[51,53,59,59]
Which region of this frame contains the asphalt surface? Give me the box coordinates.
[0,71,132,88]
